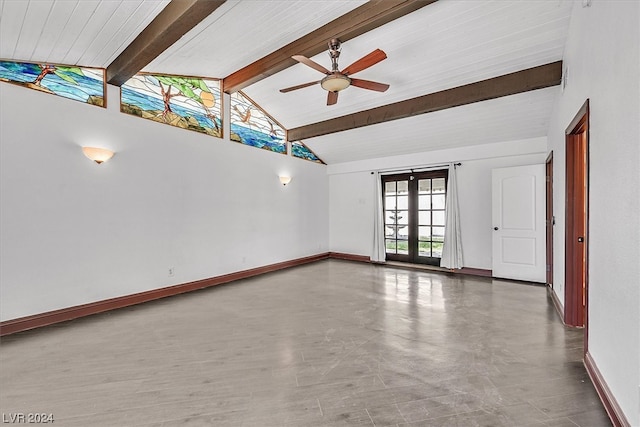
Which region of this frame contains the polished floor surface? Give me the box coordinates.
[0,260,610,426]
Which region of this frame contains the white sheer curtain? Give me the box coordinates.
[441,163,464,269]
[371,171,386,263]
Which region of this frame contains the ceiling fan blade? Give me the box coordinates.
[279,81,320,93]
[327,91,338,106]
[292,55,330,74]
[350,78,390,92]
[341,49,387,76]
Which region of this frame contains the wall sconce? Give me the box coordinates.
[279,176,292,186]
[82,147,114,164]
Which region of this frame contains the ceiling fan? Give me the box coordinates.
[280,38,389,106]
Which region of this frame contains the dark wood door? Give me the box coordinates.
[565,102,589,329]
[382,170,448,265]
[546,152,554,286]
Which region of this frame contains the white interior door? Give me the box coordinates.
[492,164,546,282]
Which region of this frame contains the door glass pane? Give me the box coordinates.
[432,211,445,226]
[385,196,396,209]
[397,195,409,210]
[432,194,445,210]
[397,240,409,255]
[419,226,431,240]
[432,227,445,239]
[396,211,409,226]
[432,178,446,193]
[419,195,430,209]
[387,210,408,238]
[397,210,410,238]
[418,179,431,194]
[418,211,431,225]
[385,182,396,194]
[385,239,397,254]
[432,241,443,258]
[397,181,409,194]
[385,226,394,237]
[418,241,431,257]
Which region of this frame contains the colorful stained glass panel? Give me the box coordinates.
[230,91,286,154]
[121,74,222,138]
[291,141,324,164]
[0,60,105,106]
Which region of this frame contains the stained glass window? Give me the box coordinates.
[0,60,105,106]
[230,91,286,154]
[121,73,222,138]
[291,141,324,164]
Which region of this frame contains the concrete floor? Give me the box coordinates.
[0,260,610,426]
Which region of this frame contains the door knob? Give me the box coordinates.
[577,236,584,242]
[494,227,499,231]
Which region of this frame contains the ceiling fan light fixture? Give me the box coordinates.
[283,42,388,104]
[321,74,351,92]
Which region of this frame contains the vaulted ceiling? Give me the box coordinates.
[0,0,573,164]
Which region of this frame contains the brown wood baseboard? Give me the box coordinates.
[584,352,631,427]
[547,285,566,325]
[328,252,371,263]
[0,252,330,337]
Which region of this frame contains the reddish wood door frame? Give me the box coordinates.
[546,152,554,287]
[564,100,589,333]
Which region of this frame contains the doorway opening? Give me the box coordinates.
[565,100,589,332]
[383,170,448,265]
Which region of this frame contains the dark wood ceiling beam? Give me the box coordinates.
[106,0,226,86]
[222,0,437,94]
[287,61,563,142]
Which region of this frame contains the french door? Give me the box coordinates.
[383,170,448,265]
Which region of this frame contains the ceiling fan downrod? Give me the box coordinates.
[328,38,341,72]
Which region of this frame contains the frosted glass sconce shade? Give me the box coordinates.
[82,147,114,164]
[279,176,292,186]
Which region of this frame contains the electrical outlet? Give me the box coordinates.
[168,267,174,277]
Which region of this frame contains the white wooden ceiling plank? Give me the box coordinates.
[100,0,170,67]
[451,18,571,63]
[0,0,30,59]
[408,46,562,92]
[46,0,100,63]
[28,0,80,63]
[13,0,55,61]
[305,88,558,164]
[81,0,146,66]
[145,0,367,77]
[335,6,569,89]
[144,0,240,72]
[61,0,123,65]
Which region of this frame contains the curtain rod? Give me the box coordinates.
[371,162,462,175]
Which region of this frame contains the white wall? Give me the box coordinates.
[328,138,548,269]
[0,83,329,321]
[546,1,639,424]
